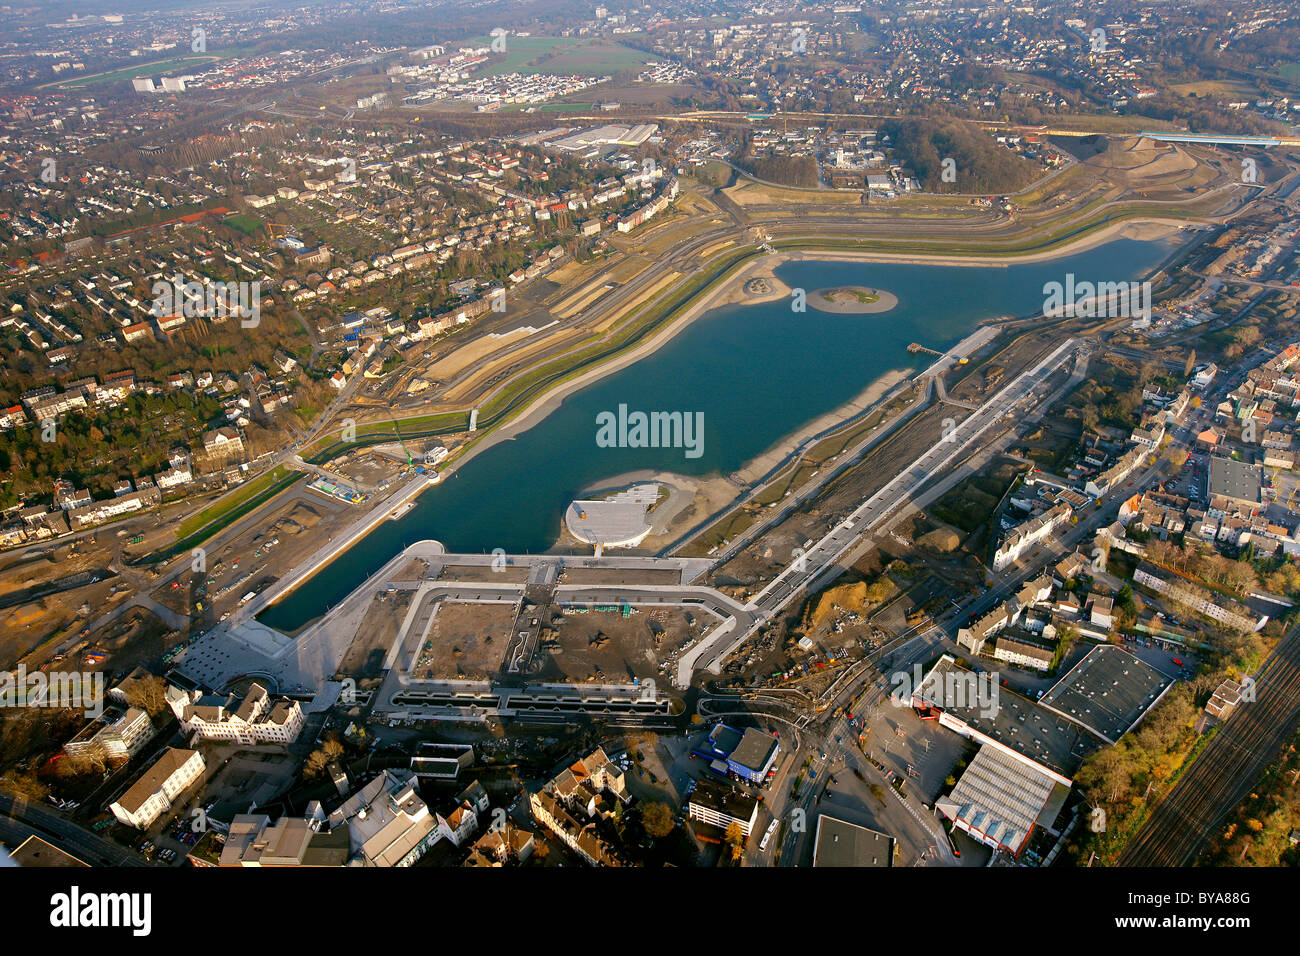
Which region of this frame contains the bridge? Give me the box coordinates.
[1137,131,1300,148]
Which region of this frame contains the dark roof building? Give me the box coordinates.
[1038,644,1173,744]
[812,814,894,867]
[6,835,87,868]
[1208,455,1262,508]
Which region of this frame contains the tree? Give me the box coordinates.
[641,801,675,838]
[0,770,49,801]
[1081,403,1100,434]
[125,675,169,718]
[724,821,745,860]
[304,737,344,777]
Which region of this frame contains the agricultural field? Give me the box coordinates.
[43,54,221,90]
[477,36,655,77]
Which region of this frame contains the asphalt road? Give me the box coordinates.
[0,793,145,867]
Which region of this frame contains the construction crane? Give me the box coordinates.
[390,416,413,465]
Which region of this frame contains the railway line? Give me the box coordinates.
[1119,624,1300,866]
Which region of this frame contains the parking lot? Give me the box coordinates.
[863,702,974,804]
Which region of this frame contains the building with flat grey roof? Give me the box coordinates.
[936,744,1070,858]
[219,812,350,867]
[912,656,1094,783]
[812,814,894,867]
[1209,455,1262,508]
[1038,644,1173,744]
[726,728,781,782]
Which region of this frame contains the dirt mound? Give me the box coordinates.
[919,527,961,553]
[1087,135,1198,183]
[802,580,872,632]
[275,502,322,534]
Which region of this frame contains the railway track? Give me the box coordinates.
[1119,625,1300,866]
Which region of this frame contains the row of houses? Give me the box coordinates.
[1132,562,1265,633]
[957,564,1119,670]
[1,429,240,546]
[217,772,490,867]
[527,747,629,866]
[616,176,680,233]
[992,502,1073,572]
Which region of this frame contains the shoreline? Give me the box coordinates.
[433,251,792,480]
[433,220,1181,483]
[548,364,915,553]
[258,217,1185,604]
[777,218,1188,268]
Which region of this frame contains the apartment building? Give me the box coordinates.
[1133,563,1263,633]
[219,809,350,867]
[957,604,1013,656]
[64,707,154,762]
[173,682,304,745]
[527,747,628,866]
[992,633,1055,672]
[327,769,444,867]
[202,426,244,458]
[687,778,760,837]
[109,747,205,829]
[993,502,1072,571]
[1084,445,1151,498]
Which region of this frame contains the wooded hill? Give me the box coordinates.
[880,118,1041,194]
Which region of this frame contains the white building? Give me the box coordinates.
[992,503,1072,571]
[174,682,304,745]
[328,770,444,867]
[687,779,760,836]
[109,747,205,829]
[64,707,154,762]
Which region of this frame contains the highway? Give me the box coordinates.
[0,793,146,867]
[675,336,1080,686]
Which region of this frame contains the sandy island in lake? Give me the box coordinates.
[808,286,899,314]
[429,218,1186,547]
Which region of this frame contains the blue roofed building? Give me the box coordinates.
[691,723,781,784]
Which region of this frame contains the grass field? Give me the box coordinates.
[1273,62,1300,85]
[44,54,220,90]
[178,467,293,539]
[1170,80,1258,98]
[223,214,264,236]
[477,36,653,77]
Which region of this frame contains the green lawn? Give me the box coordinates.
[223,213,264,236]
[475,35,653,77]
[177,466,293,539]
[45,55,219,90]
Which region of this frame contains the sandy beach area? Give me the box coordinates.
[733,368,913,484]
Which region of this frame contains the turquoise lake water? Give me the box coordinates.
[259,237,1180,630]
